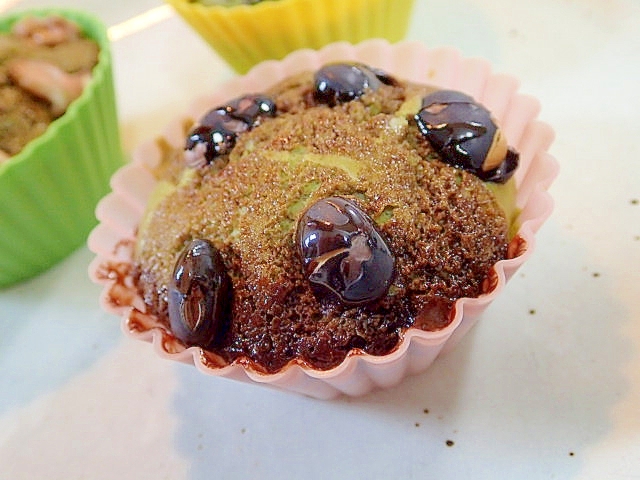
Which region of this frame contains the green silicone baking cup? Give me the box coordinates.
[0,9,124,288]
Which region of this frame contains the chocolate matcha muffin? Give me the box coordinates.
[133,63,519,373]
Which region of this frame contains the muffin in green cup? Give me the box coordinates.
[0,9,123,288]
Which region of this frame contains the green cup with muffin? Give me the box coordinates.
[0,9,123,287]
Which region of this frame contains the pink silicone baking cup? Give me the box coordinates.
[88,40,558,399]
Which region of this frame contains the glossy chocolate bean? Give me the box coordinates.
[222,93,277,126]
[200,108,250,134]
[296,197,394,306]
[185,123,238,165]
[314,62,396,106]
[365,65,399,87]
[415,89,519,183]
[168,239,232,348]
[481,148,519,183]
[185,94,276,166]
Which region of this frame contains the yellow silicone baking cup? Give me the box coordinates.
[165,0,416,73]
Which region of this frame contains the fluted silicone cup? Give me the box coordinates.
[89,40,558,399]
[165,0,416,73]
[0,9,123,288]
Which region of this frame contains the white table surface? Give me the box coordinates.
[1,0,639,478]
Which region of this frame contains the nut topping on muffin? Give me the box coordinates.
[7,58,90,116]
[12,14,81,46]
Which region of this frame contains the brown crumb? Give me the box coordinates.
[415,422,420,427]
[529,309,536,315]
[631,199,639,205]
[592,272,601,278]
[423,408,429,414]
[446,440,455,447]
[569,451,575,457]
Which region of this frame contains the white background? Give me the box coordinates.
[1,0,639,478]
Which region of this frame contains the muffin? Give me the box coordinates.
[164,0,416,73]
[0,9,123,288]
[89,40,558,398]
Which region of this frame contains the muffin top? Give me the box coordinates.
[134,63,518,372]
[0,15,99,160]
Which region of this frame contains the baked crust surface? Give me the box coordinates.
[134,71,509,372]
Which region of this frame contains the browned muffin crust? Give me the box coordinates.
[134,71,510,372]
